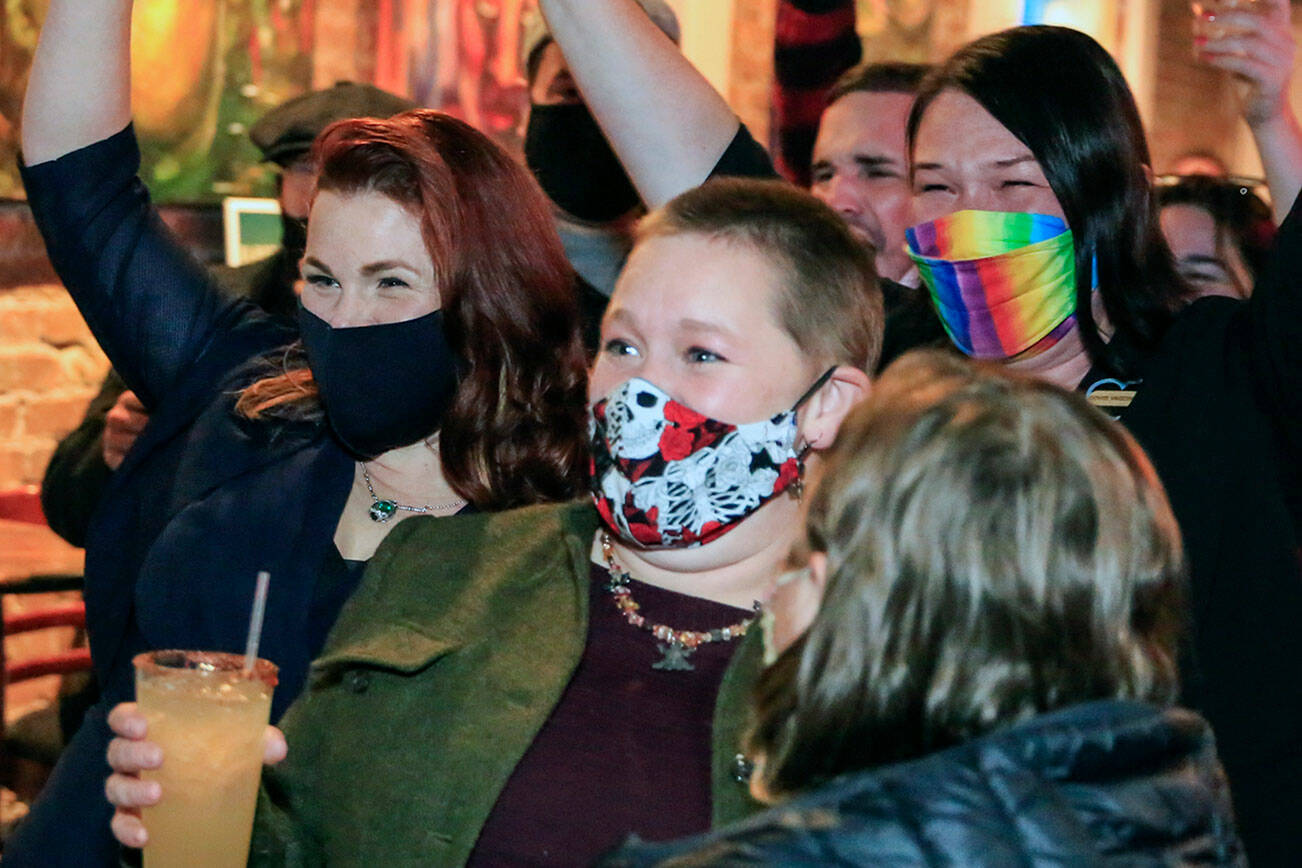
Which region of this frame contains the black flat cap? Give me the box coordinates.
[249,81,418,166]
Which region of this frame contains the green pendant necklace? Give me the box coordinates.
[360,464,465,523]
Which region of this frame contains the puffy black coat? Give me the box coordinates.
[603,702,1244,866]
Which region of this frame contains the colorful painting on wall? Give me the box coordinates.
[0,0,539,201]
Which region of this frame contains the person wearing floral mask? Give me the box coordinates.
[902,19,1302,862]
[605,351,1244,866]
[13,2,588,865]
[104,179,882,866]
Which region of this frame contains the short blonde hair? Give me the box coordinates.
[637,178,884,372]
[750,350,1185,797]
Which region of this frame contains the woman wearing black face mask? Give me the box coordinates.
[11,3,587,865]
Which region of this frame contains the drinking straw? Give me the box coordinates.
[243,571,271,673]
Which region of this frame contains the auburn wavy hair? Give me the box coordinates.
[235,110,588,509]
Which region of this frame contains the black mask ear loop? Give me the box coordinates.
[790,366,838,499]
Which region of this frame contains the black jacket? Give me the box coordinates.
[604,702,1244,867]
[1076,191,1302,866]
[9,126,356,866]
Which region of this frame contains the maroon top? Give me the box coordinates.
[466,563,754,866]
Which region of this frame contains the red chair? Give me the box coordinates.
[0,490,45,526]
[0,487,90,799]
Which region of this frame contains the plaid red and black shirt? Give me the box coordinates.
[772,0,861,187]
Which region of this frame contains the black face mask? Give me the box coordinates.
[524,103,642,223]
[297,303,462,460]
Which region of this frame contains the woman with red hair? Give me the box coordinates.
[9,2,587,865]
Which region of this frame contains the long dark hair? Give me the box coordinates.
[749,351,1185,798]
[236,110,588,509]
[908,26,1187,376]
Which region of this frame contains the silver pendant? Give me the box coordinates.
[652,640,696,671]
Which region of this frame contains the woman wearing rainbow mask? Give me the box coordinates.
[904,23,1302,863]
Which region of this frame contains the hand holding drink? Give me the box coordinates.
[1191,0,1294,126]
[1192,0,1260,53]
[106,572,286,864]
[105,703,287,852]
[130,651,277,867]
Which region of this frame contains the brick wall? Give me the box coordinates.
[0,286,108,491]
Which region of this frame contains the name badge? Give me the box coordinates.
[1085,378,1141,417]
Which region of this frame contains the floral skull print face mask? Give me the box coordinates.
[588,370,833,548]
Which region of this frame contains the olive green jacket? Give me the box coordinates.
[249,500,764,866]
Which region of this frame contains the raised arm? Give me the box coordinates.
[1200,0,1302,222]
[537,0,741,208]
[1213,1,1302,437]
[18,0,254,410]
[21,0,133,166]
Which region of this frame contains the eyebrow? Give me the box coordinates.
[603,309,736,339]
[359,260,420,276]
[991,154,1037,169]
[678,317,738,339]
[913,154,1037,172]
[303,257,420,276]
[607,307,637,326]
[812,154,898,171]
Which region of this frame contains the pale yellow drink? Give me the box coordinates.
[133,651,277,868]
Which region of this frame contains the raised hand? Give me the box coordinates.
[1195,0,1302,221]
[1195,0,1295,127]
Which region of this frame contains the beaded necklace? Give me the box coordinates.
[600,533,760,672]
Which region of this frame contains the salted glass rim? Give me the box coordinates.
[132,650,278,686]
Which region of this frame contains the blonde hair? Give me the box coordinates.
[750,350,1185,798]
[637,178,884,372]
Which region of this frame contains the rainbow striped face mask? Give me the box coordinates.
[906,210,1080,359]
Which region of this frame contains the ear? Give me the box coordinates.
[799,365,871,452]
[807,551,828,593]
[1142,162,1155,189]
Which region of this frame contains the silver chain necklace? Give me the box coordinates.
[360,463,465,523]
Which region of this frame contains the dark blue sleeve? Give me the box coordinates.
[1,703,119,867]
[19,125,244,411]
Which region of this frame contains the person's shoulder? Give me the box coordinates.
[312,500,599,676]
[376,499,597,557]
[1139,295,1242,378]
[602,767,923,866]
[354,500,599,612]
[1171,294,1242,330]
